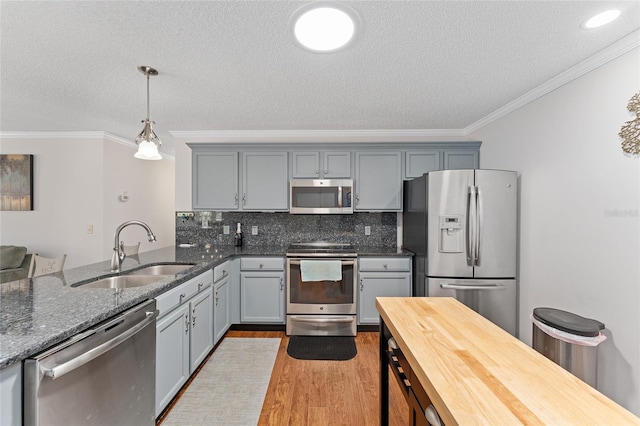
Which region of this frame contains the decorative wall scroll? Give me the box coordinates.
[619,92,640,158]
[0,154,34,211]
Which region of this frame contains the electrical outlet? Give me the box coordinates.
[252,226,258,235]
[223,225,230,234]
[364,226,371,236]
[215,212,222,221]
[87,224,94,234]
[202,219,209,229]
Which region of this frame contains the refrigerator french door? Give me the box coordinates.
[403,169,518,335]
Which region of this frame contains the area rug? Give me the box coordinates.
[287,335,357,360]
[161,337,280,426]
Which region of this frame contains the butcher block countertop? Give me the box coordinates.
[376,297,640,425]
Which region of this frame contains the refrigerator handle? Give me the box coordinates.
[476,186,483,266]
[467,185,476,266]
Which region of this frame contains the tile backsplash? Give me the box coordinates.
[176,212,397,247]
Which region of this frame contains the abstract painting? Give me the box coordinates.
[0,154,34,211]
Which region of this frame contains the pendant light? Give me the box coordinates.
[134,65,162,160]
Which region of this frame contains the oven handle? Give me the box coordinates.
[289,316,355,324]
[288,260,355,266]
[41,310,158,380]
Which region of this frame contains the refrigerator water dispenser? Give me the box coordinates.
[439,215,463,253]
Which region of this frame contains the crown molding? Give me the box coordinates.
[465,29,640,134]
[0,131,175,160]
[169,128,470,143]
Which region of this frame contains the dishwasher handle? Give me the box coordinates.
[42,310,158,380]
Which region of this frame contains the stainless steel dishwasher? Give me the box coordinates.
[24,299,158,426]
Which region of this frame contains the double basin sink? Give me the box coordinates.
[73,263,195,289]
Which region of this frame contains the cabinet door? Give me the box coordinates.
[355,152,402,211]
[405,150,442,179]
[443,150,479,170]
[292,152,321,178]
[190,288,214,372]
[240,272,285,323]
[156,305,190,416]
[358,273,411,324]
[214,276,230,345]
[0,363,21,426]
[192,151,239,210]
[241,152,289,210]
[323,151,351,178]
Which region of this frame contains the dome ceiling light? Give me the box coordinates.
[134,65,162,161]
[291,2,360,53]
[582,9,621,29]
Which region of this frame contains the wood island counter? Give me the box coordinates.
[376,297,639,425]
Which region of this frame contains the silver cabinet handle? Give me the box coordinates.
[198,282,204,290]
[215,290,219,305]
[234,193,238,205]
[315,169,319,175]
[185,313,189,334]
[324,170,328,174]
[242,193,247,205]
[280,277,284,291]
[383,264,388,269]
[259,263,264,269]
[355,193,360,205]
[180,293,186,302]
[222,269,228,277]
[192,307,196,327]
[42,310,157,380]
[360,278,363,291]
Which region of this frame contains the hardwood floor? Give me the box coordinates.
[226,330,409,426]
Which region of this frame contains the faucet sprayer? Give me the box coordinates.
[111,220,157,272]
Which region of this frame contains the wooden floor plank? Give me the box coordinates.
[225,330,408,425]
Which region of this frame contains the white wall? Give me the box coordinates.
[0,135,175,269]
[102,140,176,260]
[471,48,640,414]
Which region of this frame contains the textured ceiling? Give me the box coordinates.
[1,1,639,155]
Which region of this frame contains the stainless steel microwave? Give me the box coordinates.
[289,179,353,214]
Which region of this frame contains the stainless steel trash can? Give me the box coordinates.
[532,307,605,388]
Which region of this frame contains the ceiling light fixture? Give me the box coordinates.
[582,9,621,29]
[134,65,162,160]
[290,2,359,53]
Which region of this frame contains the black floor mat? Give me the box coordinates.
[287,335,357,361]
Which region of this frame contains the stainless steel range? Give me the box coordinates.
[286,242,357,336]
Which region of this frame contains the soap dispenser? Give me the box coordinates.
[234,223,243,247]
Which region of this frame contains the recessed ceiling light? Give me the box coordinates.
[290,2,359,53]
[582,9,621,29]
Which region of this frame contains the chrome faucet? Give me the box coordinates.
[111,220,156,272]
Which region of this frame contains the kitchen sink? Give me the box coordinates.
[75,274,167,289]
[126,264,195,276]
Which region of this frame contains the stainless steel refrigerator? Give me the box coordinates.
[403,169,518,335]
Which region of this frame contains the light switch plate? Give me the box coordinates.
[223,225,230,234]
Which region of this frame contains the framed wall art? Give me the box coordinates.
[0,154,34,211]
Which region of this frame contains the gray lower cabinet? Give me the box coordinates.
[240,257,285,323]
[0,362,21,426]
[355,152,402,210]
[358,257,412,325]
[155,270,214,417]
[213,261,232,345]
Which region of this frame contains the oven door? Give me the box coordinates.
[286,258,357,315]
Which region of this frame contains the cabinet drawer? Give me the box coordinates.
[156,271,213,317]
[213,261,231,282]
[240,257,284,271]
[359,257,410,272]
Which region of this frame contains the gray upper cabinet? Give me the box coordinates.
[443,150,479,169]
[355,152,402,211]
[292,151,351,178]
[241,152,289,211]
[192,151,239,210]
[404,150,443,179]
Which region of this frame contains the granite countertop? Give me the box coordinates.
[0,244,411,368]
